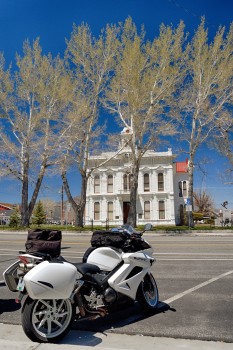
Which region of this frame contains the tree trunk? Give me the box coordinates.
[77,173,87,227]
[127,160,139,227]
[61,171,88,227]
[28,160,47,221]
[187,155,195,228]
[20,154,29,227]
[20,156,48,227]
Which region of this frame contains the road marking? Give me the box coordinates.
[155,252,233,255]
[163,270,233,305]
[157,258,233,261]
[0,249,20,252]
[0,240,88,245]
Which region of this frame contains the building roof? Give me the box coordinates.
[176,159,188,173]
[0,203,14,211]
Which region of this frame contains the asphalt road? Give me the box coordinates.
[0,231,233,343]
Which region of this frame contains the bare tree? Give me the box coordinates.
[61,23,120,227]
[0,53,12,124]
[39,198,57,221]
[193,189,215,215]
[214,111,233,184]
[0,40,73,226]
[105,18,186,226]
[177,20,233,226]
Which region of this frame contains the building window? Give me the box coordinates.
[107,202,113,220]
[159,200,165,220]
[179,181,183,197]
[179,181,188,197]
[94,202,100,220]
[123,173,132,191]
[158,173,164,192]
[144,173,150,192]
[144,201,150,219]
[107,175,113,193]
[123,174,128,191]
[94,175,100,193]
[183,181,187,197]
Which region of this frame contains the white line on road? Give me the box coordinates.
[0,249,20,252]
[157,259,233,261]
[163,270,233,305]
[155,252,233,255]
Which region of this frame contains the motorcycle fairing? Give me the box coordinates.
[86,247,154,299]
[108,262,149,299]
[86,247,122,271]
[107,251,153,299]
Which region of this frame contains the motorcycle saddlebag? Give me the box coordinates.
[91,230,127,249]
[25,229,62,257]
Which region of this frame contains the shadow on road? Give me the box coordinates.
[71,301,175,334]
[54,301,175,346]
[0,299,21,314]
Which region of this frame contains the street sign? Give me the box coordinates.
[186,205,192,212]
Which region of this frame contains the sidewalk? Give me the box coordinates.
[0,323,232,350]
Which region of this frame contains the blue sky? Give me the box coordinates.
[0,0,232,208]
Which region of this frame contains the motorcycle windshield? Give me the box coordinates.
[111,224,137,235]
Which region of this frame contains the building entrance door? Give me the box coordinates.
[123,202,130,224]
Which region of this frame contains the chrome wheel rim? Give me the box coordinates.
[143,275,158,307]
[32,299,72,339]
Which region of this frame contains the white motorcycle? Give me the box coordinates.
[3,223,159,343]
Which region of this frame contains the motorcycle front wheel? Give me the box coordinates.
[21,297,75,343]
[137,273,159,310]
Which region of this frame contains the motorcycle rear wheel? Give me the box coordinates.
[137,273,159,310]
[21,297,75,343]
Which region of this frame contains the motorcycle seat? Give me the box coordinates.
[72,262,101,275]
[58,256,101,275]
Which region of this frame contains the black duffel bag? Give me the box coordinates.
[25,228,62,257]
[91,230,127,249]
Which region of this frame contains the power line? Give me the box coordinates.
[167,0,219,30]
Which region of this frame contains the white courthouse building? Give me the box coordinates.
[85,129,189,227]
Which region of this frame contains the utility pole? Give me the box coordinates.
[61,185,64,224]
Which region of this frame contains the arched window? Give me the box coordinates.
[159,200,165,220]
[178,181,188,197]
[107,202,113,220]
[144,201,150,219]
[94,202,100,220]
[107,175,113,193]
[179,181,183,197]
[158,173,164,192]
[94,175,100,193]
[144,173,150,192]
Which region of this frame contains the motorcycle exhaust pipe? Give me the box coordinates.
[75,291,86,317]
